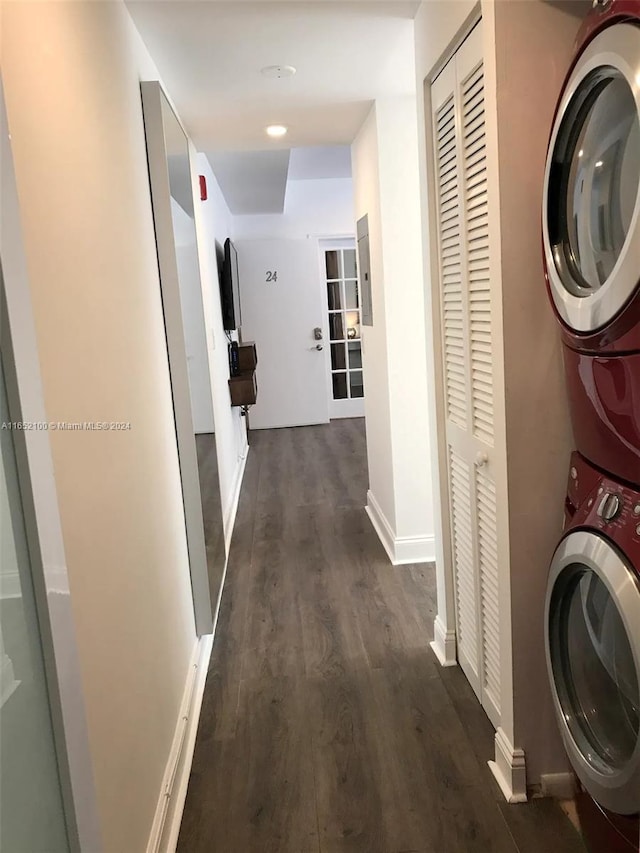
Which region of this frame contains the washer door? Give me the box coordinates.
[545,530,640,814]
[543,24,640,333]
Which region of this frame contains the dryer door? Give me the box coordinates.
[543,24,640,333]
[545,530,640,814]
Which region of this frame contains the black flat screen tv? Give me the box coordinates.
[220,237,242,331]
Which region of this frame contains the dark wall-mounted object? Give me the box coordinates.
[228,342,258,406]
[220,237,242,331]
[357,214,373,327]
[237,341,257,373]
[229,341,239,375]
[229,372,257,406]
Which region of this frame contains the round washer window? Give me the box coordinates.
[549,565,639,774]
[548,68,640,296]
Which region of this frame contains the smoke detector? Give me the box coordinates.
[261,65,296,79]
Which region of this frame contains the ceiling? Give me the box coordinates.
[208,149,291,214]
[288,145,352,181]
[127,1,418,213]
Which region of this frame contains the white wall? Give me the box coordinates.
[352,108,396,530]
[352,94,434,563]
[1,3,240,850]
[490,0,583,784]
[194,153,248,543]
[232,177,354,241]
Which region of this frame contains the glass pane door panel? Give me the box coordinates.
[329,313,344,341]
[332,372,348,399]
[345,312,360,339]
[348,342,362,369]
[343,249,357,279]
[327,281,342,311]
[345,280,359,309]
[0,365,69,853]
[551,566,639,772]
[325,250,340,280]
[331,343,346,371]
[349,370,364,398]
[552,69,640,292]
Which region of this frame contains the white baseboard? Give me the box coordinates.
[249,418,330,430]
[146,635,213,853]
[488,727,527,804]
[366,490,435,565]
[223,445,248,555]
[430,614,457,667]
[329,400,365,419]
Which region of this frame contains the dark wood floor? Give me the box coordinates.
[178,419,586,853]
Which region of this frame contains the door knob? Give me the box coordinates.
[476,451,488,467]
[315,344,323,351]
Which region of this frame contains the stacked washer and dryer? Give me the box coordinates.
[542,1,640,850]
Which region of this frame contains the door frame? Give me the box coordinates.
[0,79,102,852]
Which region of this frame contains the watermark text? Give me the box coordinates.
[1,421,132,432]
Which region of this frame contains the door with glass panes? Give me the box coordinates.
[323,241,365,418]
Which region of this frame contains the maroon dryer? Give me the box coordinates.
[542,0,640,486]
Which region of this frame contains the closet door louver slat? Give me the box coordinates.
[462,63,494,447]
[477,471,501,716]
[435,93,467,431]
[450,448,479,676]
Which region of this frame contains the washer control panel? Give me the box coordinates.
[597,492,622,522]
[566,453,640,558]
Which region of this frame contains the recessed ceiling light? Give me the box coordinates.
[261,65,296,79]
[266,124,288,138]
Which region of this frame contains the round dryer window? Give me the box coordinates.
[543,24,640,333]
[545,531,640,815]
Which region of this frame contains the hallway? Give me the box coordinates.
[178,420,585,853]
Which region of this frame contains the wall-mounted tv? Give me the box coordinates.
[220,237,242,331]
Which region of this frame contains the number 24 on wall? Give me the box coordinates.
[266,270,278,283]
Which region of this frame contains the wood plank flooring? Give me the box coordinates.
[178,419,586,853]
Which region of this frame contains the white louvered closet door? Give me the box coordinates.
[431,22,502,730]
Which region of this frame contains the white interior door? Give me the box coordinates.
[236,238,330,429]
[432,21,502,730]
